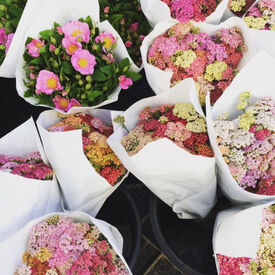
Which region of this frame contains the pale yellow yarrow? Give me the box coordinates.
[204,61,228,82]
[239,110,255,130]
[230,0,246,12]
[244,16,266,30]
[172,50,197,69]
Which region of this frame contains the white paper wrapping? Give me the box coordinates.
[107,79,216,219]
[15,0,139,113]
[212,201,275,274]
[206,50,275,204]
[36,109,129,217]
[0,118,62,242]
[140,0,229,27]
[140,17,257,96]
[0,211,132,275]
[242,0,275,58]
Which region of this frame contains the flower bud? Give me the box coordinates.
[85,83,91,90]
[54,48,60,55]
[0,5,7,11]
[78,80,84,86]
[75,74,81,80]
[50,37,57,44]
[86,75,92,82]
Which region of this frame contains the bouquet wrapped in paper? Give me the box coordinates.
[108,79,216,219]
[226,0,256,17]
[140,0,229,27]
[243,0,275,57]
[16,0,141,113]
[99,0,151,68]
[206,50,275,204]
[0,118,61,242]
[0,212,132,274]
[213,201,275,274]
[141,17,256,107]
[37,109,128,216]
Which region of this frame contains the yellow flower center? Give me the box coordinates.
[46,78,57,89]
[72,29,82,37]
[103,37,113,49]
[78,58,88,68]
[59,99,68,108]
[68,44,78,54]
[35,43,43,48]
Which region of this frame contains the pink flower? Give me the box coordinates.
[101,53,114,64]
[95,32,116,51]
[130,22,139,32]
[62,20,90,43]
[62,37,82,55]
[57,26,63,35]
[30,73,36,79]
[71,49,96,75]
[104,6,109,13]
[5,33,14,53]
[49,44,56,52]
[140,35,145,41]
[26,39,44,57]
[53,96,82,112]
[36,70,63,94]
[0,27,7,44]
[125,41,133,47]
[120,18,125,25]
[119,75,133,89]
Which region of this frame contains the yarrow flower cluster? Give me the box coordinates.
[0,152,53,180]
[161,0,222,22]
[228,0,256,16]
[244,0,275,30]
[214,91,275,195]
[119,103,214,157]
[15,215,130,274]
[217,204,275,274]
[0,0,27,64]
[23,16,141,111]
[99,0,151,67]
[48,113,127,186]
[147,22,246,105]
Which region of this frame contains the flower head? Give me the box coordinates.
[5,33,14,53]
[95,32,116,51]
[130,22,139,32]
[27,39,44,57]
[62,37,82,55]
[36,70,63,95]
[53,96,82,112]
[71,49,96,75]
[0,27,7,44]
[119,75,133,89]
[62,20,90,43]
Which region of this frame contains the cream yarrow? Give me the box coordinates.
[172,50,197,69]
[204,61,228,82]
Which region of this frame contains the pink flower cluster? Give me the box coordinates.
[0,152,53,180]
[162,0,221,22]
[148,22,246,105]
[217,204,275,274]
[214,94,275,196]
[15,215,129,274]
[244,0,275,30]
[0,27,14,54]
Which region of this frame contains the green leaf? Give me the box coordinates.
[125,71,142,81]
[9,6,22,17]
[29,57,43,65]
[62,61,74,75]
[84,16,93,29]
[118,58,130,71]
[92,70,107,81]
[88,90,103,102]
[99,65,113,76]
[39,29,53,41]
[24,89,34,98]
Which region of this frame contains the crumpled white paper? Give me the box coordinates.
[0,0,99,78]
[140,0,229,27]
[108,79,217,219]
[0,118,62,242]
[140,17,257,96]
[212,201,275,274]
[15,0,140,113]
[242,0,275,58]
[0,211,132,275]
[36,109,129,217]
[206,50,275,204]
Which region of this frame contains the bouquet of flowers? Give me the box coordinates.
[17,16,141,112]
[0,0,27,65]
[206,50,275,204]
[141,18,256,107]
[37,109,128,216]
[214,92,275,196]
[213,202,275,275]
[108,79,216,219]
[244,0,275,30]
[227,0,256,16]
[99,0,151,68]
[140,0,228,27]
[0,118,61,242]
[0,212,131,274]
